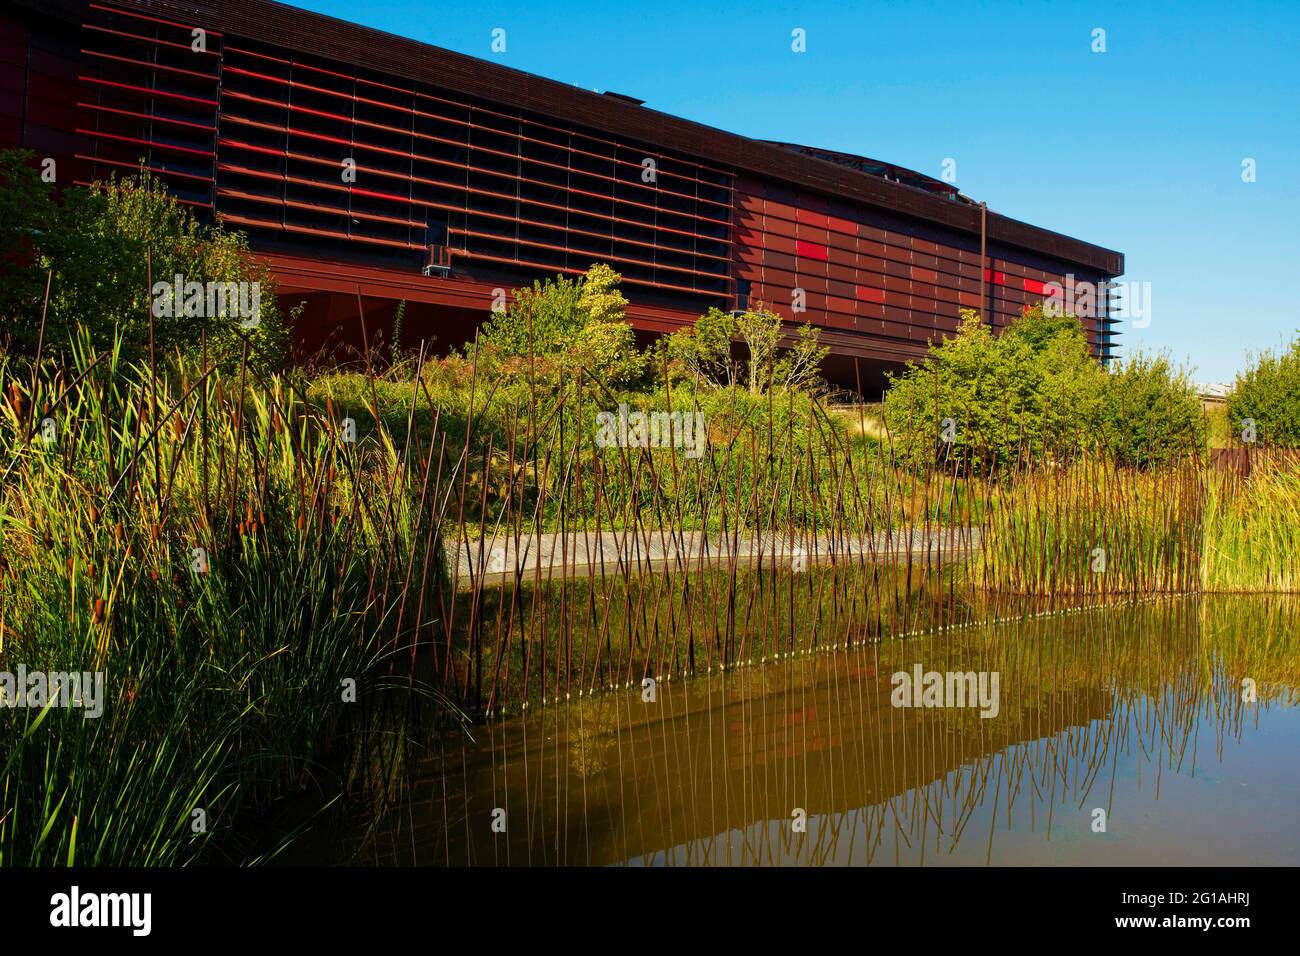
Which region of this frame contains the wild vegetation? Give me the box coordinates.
[0,333,450,864]
[1225,336,1300,446]
[1,150,1298,866]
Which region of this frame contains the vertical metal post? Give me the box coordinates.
[979,201,987,325]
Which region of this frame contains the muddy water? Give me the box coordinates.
[360,596,1300,866]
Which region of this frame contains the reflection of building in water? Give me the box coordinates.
[381,634,1117,866]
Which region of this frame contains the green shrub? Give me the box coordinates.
[883,306,1206,471]
[664,305,828,393]
[883,306,1104,470]
[479,263,649,387]
[0,149,288,373]
[1225,339,1300,447]
[1095,353,1206,467]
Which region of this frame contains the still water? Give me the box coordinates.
[355,596,1300,866]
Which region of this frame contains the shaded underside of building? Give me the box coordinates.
[1,0,1124,391]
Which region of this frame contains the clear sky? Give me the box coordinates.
[295,0,1299,383]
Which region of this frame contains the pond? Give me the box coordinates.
[340,595,1300,866]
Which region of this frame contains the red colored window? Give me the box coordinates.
[985,268,1006,285]
[1023,277,1048,295]
[795,239,828,261]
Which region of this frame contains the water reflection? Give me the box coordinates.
[366,597,1300,866]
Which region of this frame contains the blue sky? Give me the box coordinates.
[297,0,1299,382]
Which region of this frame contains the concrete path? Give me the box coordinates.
[449,527,980,587]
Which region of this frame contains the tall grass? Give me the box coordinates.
[1202,453,1300,592]
[972,452,1205,598]
[0,332,451,865]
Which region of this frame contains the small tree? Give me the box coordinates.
[665,307,738,389]
[479,263,648,387]
[775,323,830,392]
[736,306,783,393]
[883,306,1106,471]
[480,274,584,356]
[665,304,824,393]
[0,149,289,372]
[1096,353,1206,467]
[1226,339,1300,447]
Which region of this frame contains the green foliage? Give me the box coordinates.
[665,305,826,393]
[1203,460,1300,592]
[1226,339,1300,447]
[736,306,783,393]
[0,149,288,373]
[0,340,447,864]
[666,306,738,388]
[775,323,831,392]
[883,307,1105,470]
[479,263,648,387]
[576,262,628,324]
[391,299,407,367]
[1094,353,1206,467]
[883,305,1204,471]
[479,274,584,356]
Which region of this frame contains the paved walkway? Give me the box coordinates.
[449,527,980,586]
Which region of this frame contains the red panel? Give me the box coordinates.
[764,234,796,256]
[855,285,885,304]
[826,214,856,236]
[795,239,828,261]
[795,207,829,229]
[985,269,1007,285]
[765,200,798,223]
[1022,277,1048,295]
[764,215,797,239]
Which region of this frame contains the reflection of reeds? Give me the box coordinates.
[369,596,1298,866]
[398,343,1297,716]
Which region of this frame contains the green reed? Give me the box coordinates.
[0,332,451,865]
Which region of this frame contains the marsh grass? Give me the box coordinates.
[2,318,1297,864]
[1202,452,1300,593]
[0,332,454,865]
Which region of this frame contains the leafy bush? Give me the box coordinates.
[883,306,1205,470]
[479,262,648,387]
[0,149,288,373]
[1094,352,1206,467]
[479,273,584,356]
[1225,339,1300,447]
[883,307,1104,470]
[665,305,828,393]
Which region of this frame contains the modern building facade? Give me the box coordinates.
[2,0,1123,390]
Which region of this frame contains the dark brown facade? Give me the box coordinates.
[1,0,1123,389]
